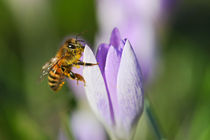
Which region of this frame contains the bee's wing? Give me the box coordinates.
[39,57,58,81]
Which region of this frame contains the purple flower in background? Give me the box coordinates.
[70,110,107,140]
[83,28,144,139]
[95,0,172,83]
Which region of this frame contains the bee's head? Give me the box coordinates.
[64,38,85,57]
[66,38,85,49]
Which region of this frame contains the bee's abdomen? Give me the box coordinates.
[48,69,64,91]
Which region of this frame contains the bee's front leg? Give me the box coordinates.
[69,71,86,86]
[74,60,98,66]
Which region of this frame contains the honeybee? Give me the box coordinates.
[40,38,97,91]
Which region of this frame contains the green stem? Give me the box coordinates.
[145,98,165,140]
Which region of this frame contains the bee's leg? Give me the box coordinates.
[69,71,86,86]
[75,60,98,66]
[61,64,73,72]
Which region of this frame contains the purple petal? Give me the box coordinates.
[83,45,113,127]
[116,40,144,139]
[110,27,124,51]
[104,46,122,122]
[70,110,107,140]
[96,43,109,75]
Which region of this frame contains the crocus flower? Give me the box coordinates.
[83,28,144,140]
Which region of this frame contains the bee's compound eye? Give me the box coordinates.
[68,43,76,49]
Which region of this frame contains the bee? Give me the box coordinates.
[40,38,97,91]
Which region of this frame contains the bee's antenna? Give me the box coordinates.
[76,39,86,42]
[75,30,88,41]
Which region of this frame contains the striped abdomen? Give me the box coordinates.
[48,66,65,91]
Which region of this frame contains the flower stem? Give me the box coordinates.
[145,98,165,140]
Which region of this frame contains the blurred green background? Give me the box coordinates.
[0,0,209,140]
